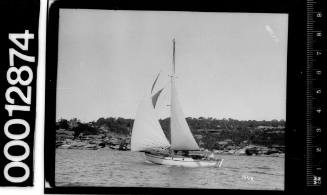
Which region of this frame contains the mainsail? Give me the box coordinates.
[170,78,200,151]
[170,39,200,151]
[131,94,170,152]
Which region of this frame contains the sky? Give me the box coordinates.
[56,9,288,122]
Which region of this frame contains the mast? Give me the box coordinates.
[172,38,176,75]
[170,38,175,144]
[169,39,200,151]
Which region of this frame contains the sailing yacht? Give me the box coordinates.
[131,39,223,168]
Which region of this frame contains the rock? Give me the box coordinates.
[234,148,246,155]
[245,147,258,155]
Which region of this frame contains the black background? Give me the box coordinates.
[45,0,326,194]
[0,0,39,186]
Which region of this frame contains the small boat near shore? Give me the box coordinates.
[131,39,223,168]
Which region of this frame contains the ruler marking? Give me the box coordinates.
[306,0,325,188]
[306,0,314,186]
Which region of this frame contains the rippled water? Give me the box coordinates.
[55,149,284,190]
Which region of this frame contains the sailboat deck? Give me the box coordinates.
[146,152,197,161]
[144,152,223,168]
[145,152,217,162]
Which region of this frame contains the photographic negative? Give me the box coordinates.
[51,8,288,190]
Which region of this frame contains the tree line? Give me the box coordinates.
[56,117,285,148]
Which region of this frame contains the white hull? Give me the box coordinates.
[144,153,223,168]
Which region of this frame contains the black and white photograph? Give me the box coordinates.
[1,0,326,194]
[54,9,288,190]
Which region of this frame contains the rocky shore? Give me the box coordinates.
[56,129,131,151]
[56,129,284,157]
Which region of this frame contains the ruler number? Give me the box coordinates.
[314,176,321,185]
[316,147,321,153]
[8,30,34,51]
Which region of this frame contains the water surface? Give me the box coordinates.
[55,149,284,190]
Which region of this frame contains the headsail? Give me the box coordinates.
[131,95,170,152]
[152,88,164,108]
[151,71,164,108]
[151,72,160,94]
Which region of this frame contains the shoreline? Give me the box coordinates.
[56,126,285,158]
[56,147,285,158]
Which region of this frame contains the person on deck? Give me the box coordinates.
[182,151,189,157]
